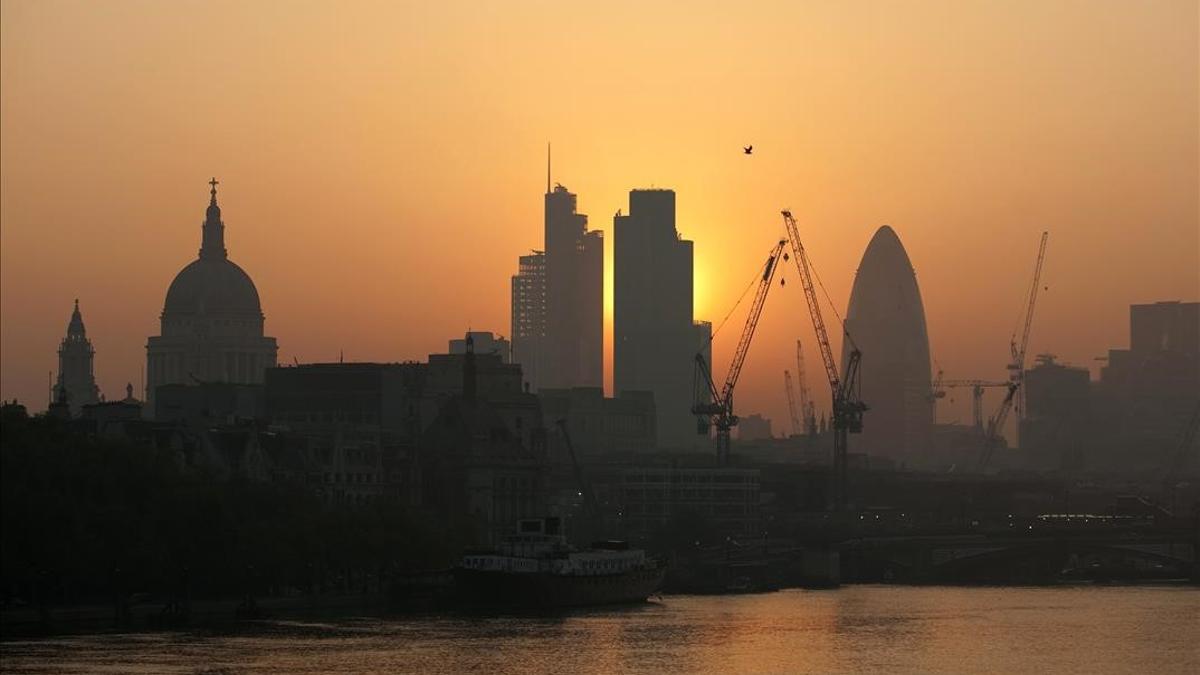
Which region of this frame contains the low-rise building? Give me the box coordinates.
[619,466,761,539]
[539,387,656,456]
[737,414,773,441]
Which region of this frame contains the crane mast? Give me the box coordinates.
[784,370,802,436]
[1165,402,1200,484]
[693,239,788,465]
[939,379,1008,430]
[930,367,945,422]
[1009,231,1049,445]
[979,383,1017,471]
[796,339,816,435]
[781,210,866,510]
[980,232,1048,470]
[556,418,599,530]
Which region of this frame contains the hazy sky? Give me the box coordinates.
[2,0,1197,434]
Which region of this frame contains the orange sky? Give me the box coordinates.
[2,0,1197,436]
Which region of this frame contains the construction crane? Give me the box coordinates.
[783,370,802,436]
[693,239,789,465]
[781,210,866,510]
[940,379,1009,430]
[974,233,1049,470]
[1009,231,1049,446]
[556,419,599,526]
[1165,402,1200,484]
[930,367,945,422]
[796,339,817,435]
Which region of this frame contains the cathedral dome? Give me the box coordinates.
[163,257,262,317]
[161,178,263,318]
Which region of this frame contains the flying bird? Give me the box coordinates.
[743,145,753,155]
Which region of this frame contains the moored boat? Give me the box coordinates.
[454,517,665,608]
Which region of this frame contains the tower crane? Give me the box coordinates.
[1165,401,1200,484]
[796,339,817,436]
[979,231,1049,471]
[781,210,866,510]
[930,367,945,422]
[693,239,789,465]
[940,379,1009,430]
[556,418,600,535]
[1010,231,1049,444]
[784,370,802,436]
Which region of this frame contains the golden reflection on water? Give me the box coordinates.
[3,586,1198,674]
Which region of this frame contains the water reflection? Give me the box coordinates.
[3,587,1198,674]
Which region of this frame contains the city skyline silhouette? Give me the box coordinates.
[2,1,1197,438]
[2,2,1198,666]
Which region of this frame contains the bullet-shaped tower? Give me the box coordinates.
[843,226,933,466]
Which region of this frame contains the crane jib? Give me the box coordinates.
[763,255,776,281]
[692,238,789,465]
[781,210,841,394]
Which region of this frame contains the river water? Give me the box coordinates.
[3,586,1198,674]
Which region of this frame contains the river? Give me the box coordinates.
[3,586,1198,674]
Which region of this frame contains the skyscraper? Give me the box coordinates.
[614,189,702,448]
[543,182,603,389]
[843,225,933,466]
[54,299,100,415]
[511,251,546,390]
[510,152,603,392]
[146,180,278,414]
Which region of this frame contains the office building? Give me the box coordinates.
[510,158,603,392]
[614,189,702,448]
[843,225,934,466]
[511,252,546,389]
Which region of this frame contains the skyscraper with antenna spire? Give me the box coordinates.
[511,147,603,392]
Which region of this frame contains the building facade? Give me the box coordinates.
[510,172,604,393]
[54,299,100,416]
[449,331,510,363]
[619,466,761,539]
[737,414,773,441]
[146,180,278,414]
[539,387,657,456]
[265,362,425,506]
[614,189,702,448]
[511,252,546,390]
[1090,301,1200,473]
[1019,354,1091,470]
[543,183,603,390]
[262,337,545,508]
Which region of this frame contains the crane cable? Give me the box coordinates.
[702,228,856,355]
[702,239,783,350]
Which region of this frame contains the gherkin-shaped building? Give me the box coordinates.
[842,226,933,466]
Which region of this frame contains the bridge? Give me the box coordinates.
[841,524,1197,583]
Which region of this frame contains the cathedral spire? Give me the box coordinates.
[57,297,98,415]
[200,177,227,260]
[66,298,86,339]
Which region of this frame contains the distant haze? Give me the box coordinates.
[2,0,1197,435]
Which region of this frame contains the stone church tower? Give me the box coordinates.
[55,299,101,416]
[145,179,278,415]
